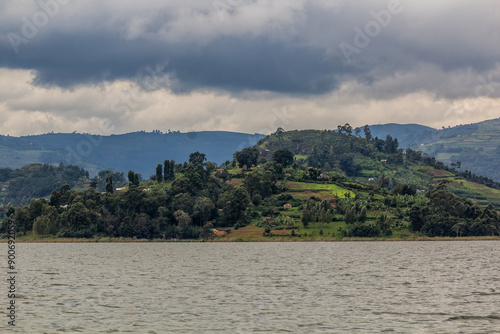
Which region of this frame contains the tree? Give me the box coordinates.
[222,187,250,226]
[380,172,387,188]
[235,147,259,169]
[344,123,352,135]
[339,155,361,176]
[105,175,114,194]
[384,135,399,154]
[156,163,163,182]
[193,197,215,226]
[344,206,356,224]
[200,222,215,241]
[163,160,169,181]
[409,205,426,232]
[67,202,89,230]
[357,206,367,223]
[164,160,175,181]
[363,125,372,141]
[172,193,194,214]
[134,173,141,186]
[272,148,294,167]
[128,170,140,186]
[189,152,206,166]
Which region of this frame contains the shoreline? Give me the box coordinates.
[2,236,499,243]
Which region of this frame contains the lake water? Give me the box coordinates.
[7,241,500,333]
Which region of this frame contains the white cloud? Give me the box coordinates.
[1,68,500,137]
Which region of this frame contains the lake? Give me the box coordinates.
[8,241,500,333]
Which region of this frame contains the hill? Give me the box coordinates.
[411,118,500,181]
[366,118,500,181]
[0,131,264,177]
[2,129,499,241]
[368,123,437,149]
[255,129,500,208]
[0,163,128,209]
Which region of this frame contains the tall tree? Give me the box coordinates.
[156,163,163,182]
[363,125,372,141]
[128,170,135,186]
[105,175,114,194]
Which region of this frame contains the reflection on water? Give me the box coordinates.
[9,241,500,333]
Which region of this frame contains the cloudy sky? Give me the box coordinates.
[1,0,500,136]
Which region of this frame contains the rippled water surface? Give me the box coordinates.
[9,241,500,333]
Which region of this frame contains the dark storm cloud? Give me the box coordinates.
[1,0,500,98]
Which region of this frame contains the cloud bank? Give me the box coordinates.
[1,0,499,135]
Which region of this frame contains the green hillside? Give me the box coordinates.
[2,129,499,241]
[412,118,500,181]
[256,129,500,208]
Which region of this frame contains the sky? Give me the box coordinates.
[1,0,500,136]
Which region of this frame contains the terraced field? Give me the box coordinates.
[286,181,354,200]
[420,166,500,208]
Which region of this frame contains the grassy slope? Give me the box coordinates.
[286,182,354,200]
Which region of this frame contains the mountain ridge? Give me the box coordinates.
[1,130,265,177]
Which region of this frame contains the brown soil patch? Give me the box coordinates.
[425,168,449,177]
[271,229,292,235]
[226,179,243,187]
[290,190,336,200]
[224,226,264,238]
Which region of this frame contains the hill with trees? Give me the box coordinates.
[1,127,499,241]
[0,163,127,211]
[367,118,500,182]
[411,118,500,182]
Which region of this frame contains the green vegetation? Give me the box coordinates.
[1,127,500,241]
[0,164,89,207]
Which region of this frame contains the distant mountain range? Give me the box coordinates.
[0,131,264,178]
[1,117,500,181]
